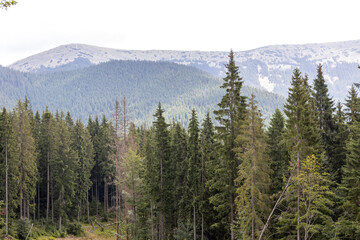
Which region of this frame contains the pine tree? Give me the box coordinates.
[170,122,189,231]
[235,94,270,240]
[200,112,216,240]
[187,109,201,240]
[295,155,335,239]
[266,108,289,195]
[344,85,360,124]
[313,64,337,179]
[211,50,247,240]
[280,68,322,239]
[153,103,171,239]
[39,108,58,222]
[73,120,94,221]
[52,114,77,231]
[98,116,114,214]
[0,107,19,235]
[13,99,37,219]
[336,120,360,238]
[331,102,348,183]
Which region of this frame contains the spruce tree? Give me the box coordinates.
[235,94,270,240]
[73,120,94,221]
[170,122,189,231]
[153,103,171,239]
[0,107,19,235]
[313,64,337,178]
[331,102,348,183]
[200,112,216,239]
[52,114,77,230]
[266,108,289,195]
[13,99,37,219]
[211,50,247,240]
[187,109,201,240]
[337,120,360,238]
[280,68,322,239]
[39,108,58,221]
[344,85,360,124]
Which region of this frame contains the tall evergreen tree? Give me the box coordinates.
[187,109,201,240]
[73,120,94,221]
[153,103,171,239]
[312,64,337,178]
[266,108,289,195]
[280,68,322,239]
[52,114,77,230]
[331,102,348,183]
[211,50,247,240]
[13,99,37,219]
[235,94,270,240]
[336,120,360,238]
[200,112,216,240]
[170,122,189,232]
[39,108,58,221]
[0,108,19,235]
[344,85,360,124]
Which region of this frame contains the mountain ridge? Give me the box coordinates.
[8,40,360,100]
[0,60,285,126]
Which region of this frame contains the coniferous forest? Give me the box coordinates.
[1,50,360,240]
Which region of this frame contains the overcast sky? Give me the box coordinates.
[1,0,360,66]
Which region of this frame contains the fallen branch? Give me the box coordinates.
[259,176,292,240]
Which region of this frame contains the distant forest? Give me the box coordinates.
[0,60,285,126]
[1,50,360,239]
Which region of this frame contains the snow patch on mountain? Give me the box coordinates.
[258,75,275,92]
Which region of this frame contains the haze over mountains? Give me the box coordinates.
[8,40,360,100]
[0,61,284,126]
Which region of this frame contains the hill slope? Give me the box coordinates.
[8,40,360,100]
[1,61,285,125]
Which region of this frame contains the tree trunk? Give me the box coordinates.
[87,190,90,222]
[46,152,50,221]
[51,176,54,224]
[96,178,98,216]
[151,199,154,240]
[20,155,23,218]
[132,169,137,237]
[297,150,300,240]
[5,139,8,235]
[230,195,234,240]
[259,177,292,240]
[37,182,40,220]
[201,213,204,240]
[193,204,196,240]
[59,192,62,231]
[104,178,108,213]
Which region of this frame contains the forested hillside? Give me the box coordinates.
[1,51,360,239]
[8,41,360,99]
[0,61,285,125]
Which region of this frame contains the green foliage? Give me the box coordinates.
[17,218,31,240]
[0,0,17,9]
[0,62,285,127]
[235,94,271,240]
[266,108,289,195]
[66,222,84,236]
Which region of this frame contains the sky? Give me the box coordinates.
[1,0,360,66]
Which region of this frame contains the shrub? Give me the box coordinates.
[66,222,84,236]
[17,218,31,240]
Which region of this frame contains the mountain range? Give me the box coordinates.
[0,61,284,126]
[8,40,360,100]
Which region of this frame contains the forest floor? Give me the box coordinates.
[55,223,116,240]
